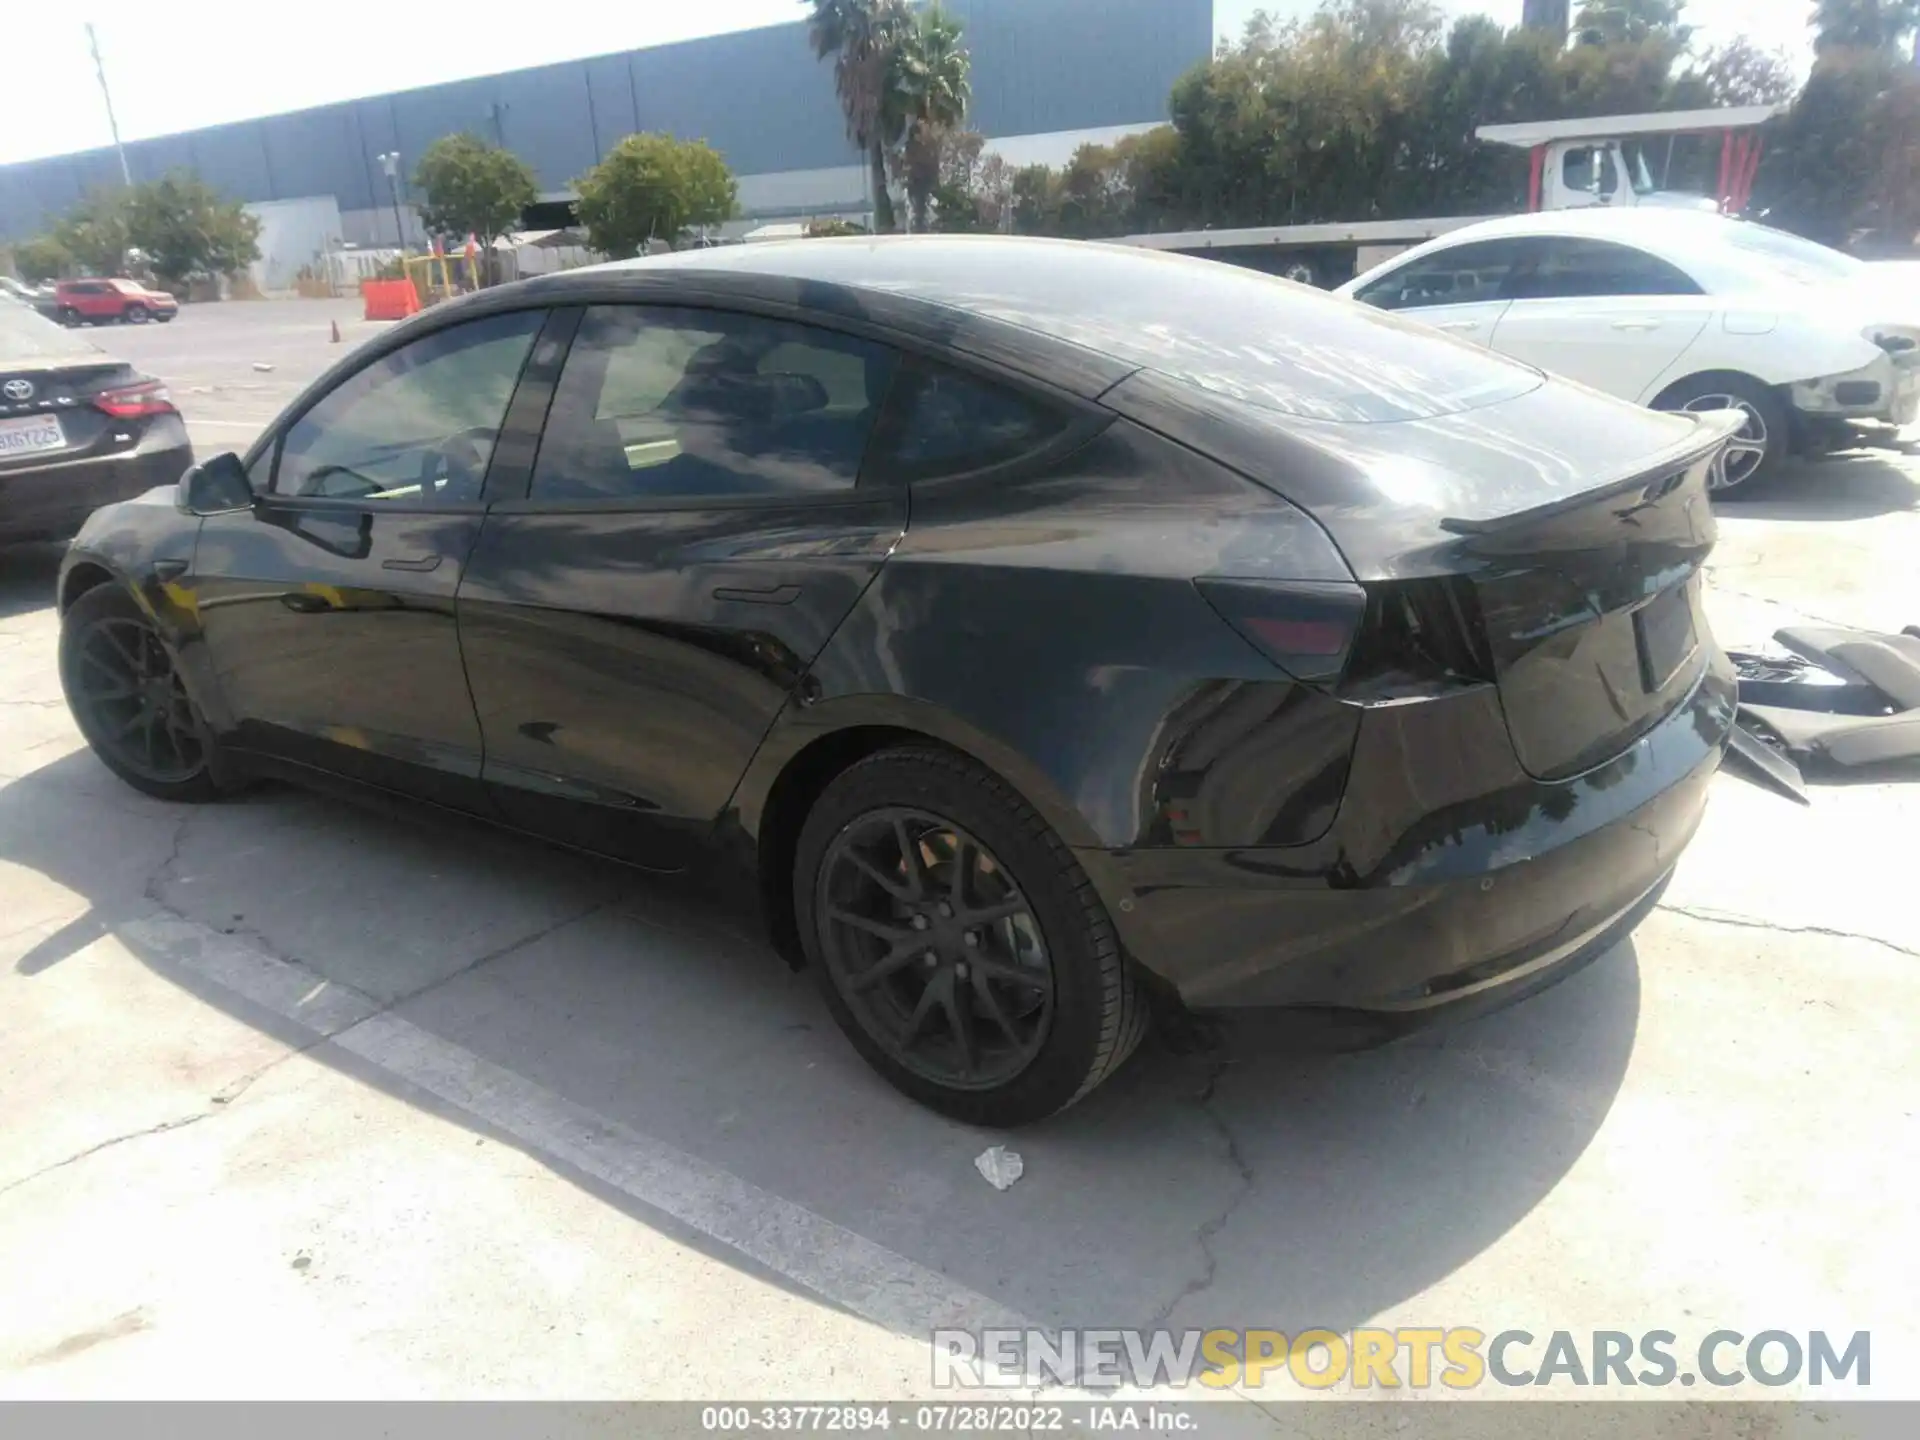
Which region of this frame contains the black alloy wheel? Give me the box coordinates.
[796,747,1147,1127]
[818,807,1054,1091]
[59,586,219,802]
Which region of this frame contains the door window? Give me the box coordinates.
[529,305,899,502]
[1562,146,1618,199]
[273,309,545,503]
[877,360,1068,480]
[1352,239,1525,311]
[1507,238,1703,299]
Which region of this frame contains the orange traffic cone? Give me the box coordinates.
[329,320,341,343]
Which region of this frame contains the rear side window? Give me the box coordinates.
[1508,237,1703,299]
[1354,239,1525,312]
[877,360,1067,480]
[529,305,898,503]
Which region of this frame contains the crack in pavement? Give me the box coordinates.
[1144,1054,1257,1330]
[1,878,619,1199]
[0,1112,211,1200]
[1659,903,1920,959]
[1702,577,1858,633]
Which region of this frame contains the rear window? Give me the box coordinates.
[857,245,1542,424]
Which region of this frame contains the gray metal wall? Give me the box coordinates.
[0,0,1212,241]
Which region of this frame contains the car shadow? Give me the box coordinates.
[0,744,1641,1344]
[1725,452,1920,520]
[0,544,62,619]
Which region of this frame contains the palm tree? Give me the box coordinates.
[887,6,972,232]
[804,0,910,233]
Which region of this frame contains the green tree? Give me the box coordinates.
[11,235,72,283]
[413,133,538,282]
[573,133,737,256]
[1813,0,1920,54]
[886,5,972,231]
[1680,38,1800,106]
[804,0,910,233]
[119,172,261,286]
[51,187,133,275]
[1572,0,1690,46]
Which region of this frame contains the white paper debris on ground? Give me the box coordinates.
[974,1145,1024,1190]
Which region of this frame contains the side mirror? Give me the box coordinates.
[181,452,253,514]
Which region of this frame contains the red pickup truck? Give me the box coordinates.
[53,278,178,326]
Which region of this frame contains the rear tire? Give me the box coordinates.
[1652,373,1788,497]
[56,306,78,326]
[795,746,1147,1127]
[59,585,222,803]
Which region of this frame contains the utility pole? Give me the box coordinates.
[378,151,406,253]
[85,22,133,186]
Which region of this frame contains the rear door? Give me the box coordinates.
[1489,236,1713,400]
[456,302,906,868]
[189,308,548,808]
[1349,237,1525,346]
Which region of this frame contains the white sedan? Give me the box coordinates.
[1336,209,1920,493]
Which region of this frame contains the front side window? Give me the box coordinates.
[529,305,898,503]
[1562,146,1619,199]
[1354,239,1525,312]
[274,309,544,503]
[1509,237,1703,300]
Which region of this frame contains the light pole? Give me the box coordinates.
[84,23,132,186]
[377,151,406,253]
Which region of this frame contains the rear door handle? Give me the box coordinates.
[153,558,188,582]
[1610,319,1661,331]
[713,583,802,606]
[381,554,442,573]
[1437,320,1480,332]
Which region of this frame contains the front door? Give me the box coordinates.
[189,309,547,808]
[457,302,907,867]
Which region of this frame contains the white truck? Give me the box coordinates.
[1117,103,1788,287]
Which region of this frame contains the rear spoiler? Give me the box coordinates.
[1438,409,1745,537]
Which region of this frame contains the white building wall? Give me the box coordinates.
[244,196,346,294]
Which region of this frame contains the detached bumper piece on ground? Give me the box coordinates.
[1727,625,1920,800]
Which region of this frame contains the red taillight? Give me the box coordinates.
[1194,577,1368,685]
[93,379,175,419]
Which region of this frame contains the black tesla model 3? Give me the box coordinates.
[56,238,1738,1125]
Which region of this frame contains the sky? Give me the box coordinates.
[0,0,1823,167]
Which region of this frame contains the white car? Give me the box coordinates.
[1336,209,1920,494]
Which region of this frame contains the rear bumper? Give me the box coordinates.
[0,422,192,543]
[1079,647,1735,1015]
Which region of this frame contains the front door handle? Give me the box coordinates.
[381,554,442,573]
[1437,320,1480,332]
[153,558,188,582]
[280,592,333,614]
[713,583,802,605]
[1610,319,1661,331]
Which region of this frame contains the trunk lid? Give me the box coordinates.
[1104,372,1733,779]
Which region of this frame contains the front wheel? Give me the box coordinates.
[56,306,79,326]
[1652,374,1788,496]
[795,746,1147,1127]
[59,585,221,803]
[123,304,149,324]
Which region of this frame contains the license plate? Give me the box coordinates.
[0,412,66,459]
[1635,584,1698,693]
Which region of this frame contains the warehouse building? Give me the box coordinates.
[0,0,1211,285]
